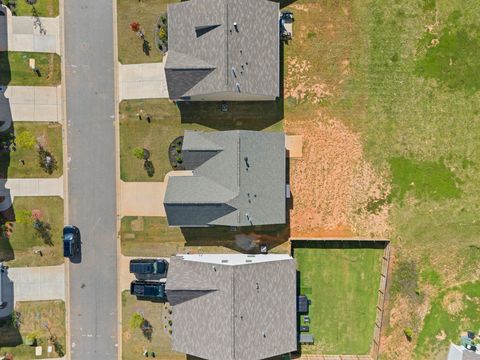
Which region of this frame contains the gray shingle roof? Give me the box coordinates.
[165,0,280,100]
[164,130,286,227]
[165,255,297,360]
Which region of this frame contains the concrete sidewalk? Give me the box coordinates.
[7,265,65,303]
[0,6,60,54]
[0,85,62,123]
[118,62,168,100]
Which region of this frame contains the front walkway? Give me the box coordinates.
[0,85,62,124]
[118,62,168,100]
[0,5,60,54]
[6,265,65,303]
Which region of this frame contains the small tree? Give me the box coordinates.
[24,332,37,346]
[403,327,413,341]
[130,21,140,32]
[132,147,145,160]
[130,312,144,330]
[16,209,32,224]
[16,131,37,150]
[33,219,52,245]
[37,145,57,174]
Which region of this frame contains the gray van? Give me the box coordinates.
[0,263,6,309]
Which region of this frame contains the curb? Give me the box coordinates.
[57,0,71,358]
[112,0,123,358]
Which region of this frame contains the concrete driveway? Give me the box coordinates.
[7,265,65,302]
[118,62,168,100]
[119,180,166,217]
[0,6,60,54]
[0,86,62,125]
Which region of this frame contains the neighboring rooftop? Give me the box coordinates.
[448,344,480,360]
[165,254,297,360]
[165,0,280,100]
[164,130,286,227]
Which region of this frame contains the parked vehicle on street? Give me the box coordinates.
[299,325,309,332]
[63,225,81,258]
[130,280,167,300]
[0,263,6,309]
[129,259,168,277]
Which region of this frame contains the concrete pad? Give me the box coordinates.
[0,177,64,198]
[118,62,169,100]
[0,6,60,53]
[119,180,166,216]
[285,135,303,158]
[0,86,61,122]
[7,265,65,302]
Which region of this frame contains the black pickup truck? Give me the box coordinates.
[130,280,167,300]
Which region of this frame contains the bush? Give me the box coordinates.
[16,131,37,150]
[391,260,420,301]
[132,147,145,160]
[158,27,167,42]
[16,209,32,224]
[24,332,37,346]
[37,146,57,174]
[144,160,155,177]
[403,327,413,341]
[33,219,52,245]
[130,312,144,330]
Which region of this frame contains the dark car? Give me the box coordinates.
[0,263,6,309]
[63,225,80,258]
[130,280,167,300]
[129,259,168,277]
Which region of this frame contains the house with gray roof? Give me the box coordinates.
[165,0,280,101]
[448,344,480,360]
[164,130,286,227]
[165,254,297,360]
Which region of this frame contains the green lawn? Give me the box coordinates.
[0,196,64,267]
[0,300,66,359]
[120,99,283,181]
[5,0,59,17]
[121,216,290,257]
[415,281,480,359]
[117,0,175,64]
[0,52,61,86]
[0,122,63,178]
[293,244,383,355]
[122,291,185,360]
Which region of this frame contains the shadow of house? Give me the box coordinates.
[0,4,17,263]
[180,223,290,254]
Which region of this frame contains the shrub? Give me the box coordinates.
[132,147,145,160]
[130,21,140,32]
[130,312,144,330]
[33,219,52,245]
[144,160,155,177]
[16,131,37,150]
[24,332,37,346]
[403,327,413,341]
[16,209,32,224]
[391,260,420,301]
[158,27,168,42]
[37,146,57,174]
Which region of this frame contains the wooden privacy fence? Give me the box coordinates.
[289,238,392,360]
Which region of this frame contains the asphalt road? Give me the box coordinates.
[64,1,117,359]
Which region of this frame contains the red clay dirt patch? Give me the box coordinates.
[287,115,391,238]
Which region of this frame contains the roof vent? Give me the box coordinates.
[233,22,238,32]
[221,259,228,263]
[232,67,237,78]
[236,82,241,92]
[212,266,216,272]
[262,331,266,338]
